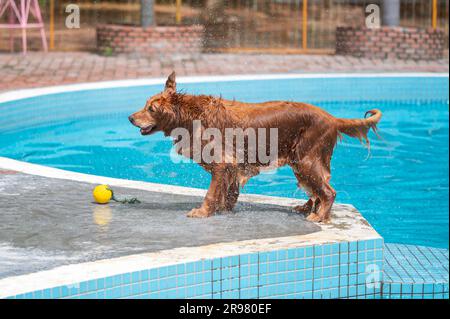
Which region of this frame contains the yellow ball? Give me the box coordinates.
[93,184,112,204]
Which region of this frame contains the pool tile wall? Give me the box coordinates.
[10,239,384,299]
[382,244,449,299]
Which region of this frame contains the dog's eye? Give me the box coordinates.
[148,105,155,113]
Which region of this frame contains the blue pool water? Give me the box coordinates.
[0,76,448,248]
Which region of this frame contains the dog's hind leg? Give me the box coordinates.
[291,170,318,215]
[303,165,335,223]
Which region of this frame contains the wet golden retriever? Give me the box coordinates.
[129,72,381,222]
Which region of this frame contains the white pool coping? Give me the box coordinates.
[0,156,382,298]
[0,72,448,104]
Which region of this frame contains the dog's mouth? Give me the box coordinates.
[140,125,158,135]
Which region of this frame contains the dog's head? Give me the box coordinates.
[128,72,177,136]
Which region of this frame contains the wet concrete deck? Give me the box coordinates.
[0,172,321,279]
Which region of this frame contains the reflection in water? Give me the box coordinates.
[93,205,112,229]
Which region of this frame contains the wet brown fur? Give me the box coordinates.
[129,72,382,222]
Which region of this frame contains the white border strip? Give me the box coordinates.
[0,72,448,104]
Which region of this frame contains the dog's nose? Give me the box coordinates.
[128,116,135,124]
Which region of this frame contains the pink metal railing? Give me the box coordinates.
[0,0,47,53]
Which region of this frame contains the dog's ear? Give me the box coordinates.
[164,71,176,94]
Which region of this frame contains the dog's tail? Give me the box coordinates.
[336,109,382,149]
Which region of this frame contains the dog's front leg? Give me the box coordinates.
[187,167,226,218]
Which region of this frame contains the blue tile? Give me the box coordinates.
[314,246,323,256]
[88,280,97,292]
[194,261,203,272]
[358,262,366,273]
[358,251,366,261]
[259,252,268,263]
[313,279,322,290]
[112,274,122,286]
[340,276,348,286]
[295,259,305,269]
[123,273,132,284]
[339,287,348,298]
[241,287,258,299]
[268,262,277,273]
[149,268,158,279]
[357,273,366,285]
[424,283,434,294]
[122,285,132,297]
[391,283,401,294]
[375,239,383,249]
[42,288,51,299]
[313,291,322,299]
[158,267,168,278]
[249,253,259,264]
[268,251,277,262]
[212,280,221,293]
[402,284,413,294]
[349,274,357,285]
[435,283,444,293]
[112,287,122,298]
[348,286,357,297]
[223,290,239,299]
[357,284,366,295]
[375,250,383,260]
[240,254,250,264]
[296,247,305,258]
[212,269,220,280]
[277,249,287,260]
[287,248,296,259]
[304,280,313,291]
[349,263,357,274]
[358,241,366,251]
[213,258,221,269]
[331,243,340,254]
[330,288,339,299]
[51,287,61,299]
[168,265,177,276]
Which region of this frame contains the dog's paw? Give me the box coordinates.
[293,204,312,215]
[187,208,212,218]
[306,213,330,224]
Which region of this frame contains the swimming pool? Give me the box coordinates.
[0,74,448,248]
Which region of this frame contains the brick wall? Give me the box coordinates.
[97,24,204,58]
[336,27,445,60]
